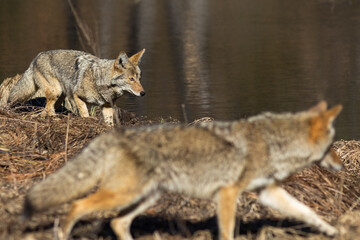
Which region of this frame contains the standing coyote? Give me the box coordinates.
[24,101,342,240]
[3,49,146,125]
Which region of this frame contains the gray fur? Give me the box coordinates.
[3,49,146,125]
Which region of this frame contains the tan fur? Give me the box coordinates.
[129,49,146,64]
[0,74,22,107]
[319,148,343,170]
[258,184,338,236]
[309,105,342,143]
[24,101,342,240]
[309,100,327,113]
[217,185,241,240]
[73,94,90,117]
[329,148,342,165]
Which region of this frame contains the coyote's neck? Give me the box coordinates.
[76,54,114,86]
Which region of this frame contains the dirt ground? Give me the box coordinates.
[1,106,360,240]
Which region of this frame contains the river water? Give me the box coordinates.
[0,0,359,139]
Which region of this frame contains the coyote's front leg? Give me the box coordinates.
[258,184,338,236]
[217,184,243,240]
[101,106,114,126]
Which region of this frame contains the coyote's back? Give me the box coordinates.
[23,101,342,240]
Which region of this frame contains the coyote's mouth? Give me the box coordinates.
[127,89,145,97]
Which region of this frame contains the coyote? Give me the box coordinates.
[23,101,342,240]
[2,49,146,125]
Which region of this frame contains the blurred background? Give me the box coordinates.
[0,0,359,139]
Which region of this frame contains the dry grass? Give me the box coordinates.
[0,74,22,106]
[0,107,360,239]
[0,107,109,182]
[0,107,178,182]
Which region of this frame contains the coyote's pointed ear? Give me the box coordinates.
[129,49,145,65]
[115,52,129,69]
[309,101,327,113]
[309,104,342,142]
[323,104,342,124]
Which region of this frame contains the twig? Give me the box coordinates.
[32,122,38,150]
[64,114,70,162]
[188,117,213,126]
[346,195,360,213]
[66,0,100,56]
[181,104,188,124]
[0,116,39,124]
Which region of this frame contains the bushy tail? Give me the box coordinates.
[7,66,38,106]
[23,147,106,218]
[0,74,23,107]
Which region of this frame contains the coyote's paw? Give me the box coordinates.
[40,110,56,117]
[319,224,338,237]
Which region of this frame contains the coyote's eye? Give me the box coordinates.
[130,77,135,81]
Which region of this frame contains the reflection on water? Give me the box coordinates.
[0,0,360,139]
[168,0,210,117]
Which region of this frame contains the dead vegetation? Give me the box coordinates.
[0,74,22,106]
[0,107,360,240]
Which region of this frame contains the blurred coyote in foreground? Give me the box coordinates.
[24,101,342,240]
[0,49,146,125]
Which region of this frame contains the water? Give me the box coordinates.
[0,0,359,139]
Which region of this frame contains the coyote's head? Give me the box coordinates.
[112,49,146,97]
[318,148,343,171]
[306,101,342,167]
